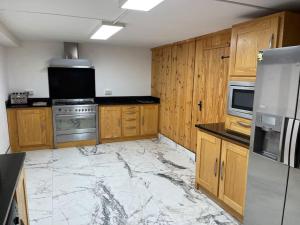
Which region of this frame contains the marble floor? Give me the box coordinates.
[24,139,239,225]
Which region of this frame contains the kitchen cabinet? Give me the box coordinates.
[100,106,122,139]
[196,130,249,217]
[196,131,221,196]
[140,104,159,136]
[99,104,159,143]
[219,140,249,216]
[229,12,300,80]
[122,106,140,137]
[15,168,29,225]
[7,108,53,152]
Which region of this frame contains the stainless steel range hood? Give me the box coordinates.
[49,42,93,68]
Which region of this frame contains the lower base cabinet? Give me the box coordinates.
[7,108,54,152]
[100,104,159,142]
[196,130,249,218]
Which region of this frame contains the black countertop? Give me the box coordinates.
[6,96,160,108]
[0,153,26,225]
[195,123,250,147]
[95,96,160,105]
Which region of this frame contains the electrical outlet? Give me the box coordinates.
[25,89,34,96]
[104,89,112,96]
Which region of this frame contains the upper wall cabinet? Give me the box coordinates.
[229,12,300,80]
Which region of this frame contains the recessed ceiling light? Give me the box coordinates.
[120,0,165,11]
[90,22,125,40]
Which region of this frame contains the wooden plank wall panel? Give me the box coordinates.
[151,49,162,98]
[159,46,172,136]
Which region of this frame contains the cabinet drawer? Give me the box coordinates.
[225,115,252,136]
[123,126,139,137]
[122,106,139,112]
[123,111,139,119]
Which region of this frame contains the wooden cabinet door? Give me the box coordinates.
[230,16,280,77]
[196,131,221,196]
[16,109,49,147]
[140,104,159,136]
[15,169,29,225]
[219,141,249,215]
[100,106,122,139]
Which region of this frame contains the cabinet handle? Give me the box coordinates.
[125,118,136,122]
[237,121,251,128]
[125,112,136,115]
[269,33,274,48]
[142,116,144,125]
[126,126,136,130]
[220,161,225,180]
[118,119,121,127]
[214,158,218,177]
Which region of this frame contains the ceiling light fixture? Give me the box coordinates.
[120,0,165,11]
[90,21,125,40]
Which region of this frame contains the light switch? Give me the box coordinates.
[104,89,112,96]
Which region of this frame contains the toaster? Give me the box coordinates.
[9,92,29,105]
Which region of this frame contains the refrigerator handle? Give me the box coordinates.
[283,119,294,165]
[290,120,300,168]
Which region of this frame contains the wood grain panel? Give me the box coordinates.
[7,108,53,152]
[219,140,249,216]
[196,131,221,196]
[100,106,122,139]
[140,104,159,136]
[15,168,29,225]
[191,30,231,152]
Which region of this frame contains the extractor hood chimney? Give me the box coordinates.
[49,42,93,68]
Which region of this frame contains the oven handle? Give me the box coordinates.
[55,113,96,119]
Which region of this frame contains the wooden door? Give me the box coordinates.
[100,106,122,139]
[16,109,49,147]
[140,104,159,136]
[15,169,29,225]
[219,140,249,215]
[191,33,231,152]
[196,131,221,196]
[230,16,280,78]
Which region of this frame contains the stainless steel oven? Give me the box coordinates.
[52,99,98,147]
[228,81,255,119]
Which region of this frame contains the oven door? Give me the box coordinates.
[54,114,97,143]
[228,86,255,119]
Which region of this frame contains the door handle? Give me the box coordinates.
[269,33,274,48]
[214,158,218,177]
[283,119,294,165]
[290,120,300,168]
[220,161,225,180]
[198,101,202,111]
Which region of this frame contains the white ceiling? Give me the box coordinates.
[0,0,300,48]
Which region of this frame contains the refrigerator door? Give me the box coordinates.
[245,46,300,225]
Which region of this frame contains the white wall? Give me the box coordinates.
[0,46,10,154]
[6,41,151,97]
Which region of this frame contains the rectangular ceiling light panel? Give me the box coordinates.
[121,0,165,11]
[90,22,124,40]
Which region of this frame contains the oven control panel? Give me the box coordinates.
[53,105,97,115]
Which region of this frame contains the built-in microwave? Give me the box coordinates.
[228,81,255,119]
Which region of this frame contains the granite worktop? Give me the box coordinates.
[0,153,26,225]
[195,123,250,147]
[6,96,160,108]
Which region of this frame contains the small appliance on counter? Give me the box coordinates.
[9,92,29,105]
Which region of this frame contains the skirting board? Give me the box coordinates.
[158,134,196,162]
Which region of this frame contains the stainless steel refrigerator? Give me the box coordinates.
[244,46,300,225]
